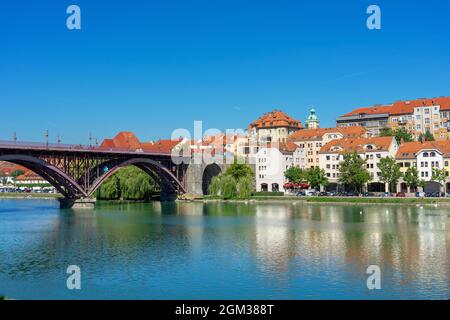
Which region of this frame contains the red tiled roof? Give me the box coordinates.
[99,131,182,153]
[320,136,395,154]
[249,110,303,129]
[341,97,450,117]
[396,141,450,159]
[288,126,366,141]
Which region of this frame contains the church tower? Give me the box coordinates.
[306,108,320,129]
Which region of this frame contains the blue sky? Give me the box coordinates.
[1,0,450,144]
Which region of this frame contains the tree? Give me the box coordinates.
[95,166,155,200]
[237,176,253,199]
[338,152,371,194]
[208,176,222,197]
[11,169,25,187]
[403,167,425,192]
[284,166,305,184]
[380,127,413,144]
[306,167,329,190]
[221,175,237,200]
[377,157,403,193]
[418,130,435,142]
[431,167,446,196]
[208,162,254,200]
[225,161,253,180]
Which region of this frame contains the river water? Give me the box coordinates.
[0,199,448,300]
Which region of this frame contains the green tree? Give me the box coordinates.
[306,167,329,190]
[208,175,222,197]
[95,166,155,200]
[338,152,371,194]
[221,175,237,200]
[403,167,425,192]
[237,175,253,199]
[377,157,403,193]
[225,161,254,180]
[431,167,446,196]
[11,169,25,187]
[284,166,305,183]
[380,127,413,144]
[418,130,435,142]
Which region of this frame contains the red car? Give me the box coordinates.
[396,192,406,198]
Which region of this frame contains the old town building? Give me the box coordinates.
[337,97,450,140]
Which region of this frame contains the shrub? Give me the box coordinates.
[253,192,284,197]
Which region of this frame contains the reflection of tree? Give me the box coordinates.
[1,201,448,299]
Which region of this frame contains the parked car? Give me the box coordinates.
[296,190,306,197]
[416,192,425,198]
[396,192,406,198]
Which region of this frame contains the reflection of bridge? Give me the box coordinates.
[0,141,192,207]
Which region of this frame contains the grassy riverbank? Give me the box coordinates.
[0,192,62,199]
[202,195,450,205]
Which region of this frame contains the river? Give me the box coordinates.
[0,199,448,299]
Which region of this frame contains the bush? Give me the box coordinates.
[252,192,284,197]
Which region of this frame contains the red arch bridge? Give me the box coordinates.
[0,141,192,208]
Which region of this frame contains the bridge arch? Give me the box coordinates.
[202,163,222,195]
[87,158,186,198]
[0,154,87,199]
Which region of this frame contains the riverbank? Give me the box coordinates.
[197,195,450,206]
[0,192,62,200]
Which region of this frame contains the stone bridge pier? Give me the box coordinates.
[184,163,228,196]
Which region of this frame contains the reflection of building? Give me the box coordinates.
[319,136,398,192]
[337,97,450,140]
[249,110,303,144]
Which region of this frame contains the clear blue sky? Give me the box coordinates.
[1,0,450,144]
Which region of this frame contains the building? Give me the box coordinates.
[100,131,183,154]
[396,141,450,193]
[248,110,303,144]
[337,96,450,139]
[15,171,49,185]
[255,142,298,192]
[319,136,398,192]
[305,108,320,129]
[288,126,367,169]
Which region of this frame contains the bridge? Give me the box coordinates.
[0,140,196,207]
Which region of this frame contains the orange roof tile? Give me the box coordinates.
[249,110,303,130]
[288,126,366,141]
[396,140,450,159]
[320,136,395,154]
[341,96,450,117]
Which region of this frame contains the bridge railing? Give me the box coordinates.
[0,140,176,156]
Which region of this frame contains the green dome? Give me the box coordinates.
[307,108,319,122]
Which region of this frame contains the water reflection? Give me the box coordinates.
[0,199,448,299]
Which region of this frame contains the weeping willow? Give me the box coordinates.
[95,166,155,200]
